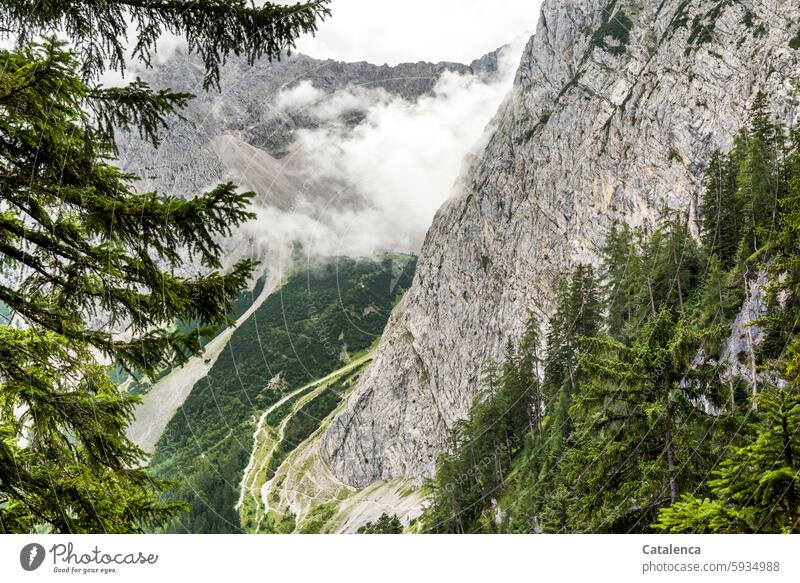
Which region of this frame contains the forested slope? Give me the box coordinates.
[419,104,800,533]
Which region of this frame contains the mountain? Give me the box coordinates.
[320,0,800,488]
[115,47,510,279]
[114,46,520,533]
[117,49,500,200]
[120,46,509,451]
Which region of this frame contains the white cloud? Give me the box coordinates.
[250,37,527,259]
[274,80,323,110]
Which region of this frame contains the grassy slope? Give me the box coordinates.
[149,256,416,533]
[237,354,373,532]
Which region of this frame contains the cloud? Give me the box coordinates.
[105,0,543,88]
[241,37,527,262]
[275,82,397,123]
[273,81,323,111]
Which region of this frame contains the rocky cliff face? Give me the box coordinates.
[321,0,800,487]
[118,51,499,198]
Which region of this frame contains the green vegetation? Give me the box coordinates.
[421,313,544,533]
[180,274,269,345]
[0,39,254,534]
[668,0,691,33]
[684,1,735,55]
[517,128,536,145]
[264,384,318,426]
[697,92,788,289]
[298,503,339,533]
[261,511,296,534]
[742,9,755,29]
[516,111,553,145]
[266,379,348,477]
[358,513,403,533]
[151,256,416,533]
[656,390,800,533]
[591,1,633,56]
[419,96,800,533]
[0,0,330,534]
[790,30,800,50]
[238,358,372,533]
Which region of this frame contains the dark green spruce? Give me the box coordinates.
[0,0,329,533]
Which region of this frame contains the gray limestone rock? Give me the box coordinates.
[321,0,800,487]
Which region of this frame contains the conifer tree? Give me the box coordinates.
[1,0,331,90]
[0,0,329,533]
[543,265,601,400]
[357,513,403,534]
[737,92,786,258]
[504,266,600,533]
[0,38,258,533]
[693,255,743,352]
[515,315,543,433]
[542,276,570,399]
[759,129,800,370]
[600,222,643,338]
[572,309,719,532]
[641,214,703,316]
[700,149,740,267]
[655,389,800,533]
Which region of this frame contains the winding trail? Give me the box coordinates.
[236,351,375,519]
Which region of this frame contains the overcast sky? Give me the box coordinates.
[295,0,543,65]
[2,1,543,79]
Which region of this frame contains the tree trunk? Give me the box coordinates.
[744,276,758,410]
[729,377,736,410]
[665,426,678,504]
[646,277,656,315]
